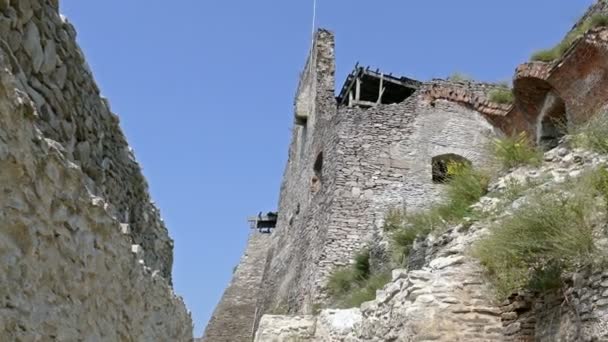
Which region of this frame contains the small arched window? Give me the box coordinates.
[311,152,323,193]
[432,154,471,183]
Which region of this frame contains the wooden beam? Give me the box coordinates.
[377,73,385,104]
[352,100,378,108]
[355,77,361,102]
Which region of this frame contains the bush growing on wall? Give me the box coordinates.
[571,111,608,154]
[386,162,489,265]
[492,132,542,169]
[531,14,608,62]
[474,170,607,299]
[488,88,514,105]
[327,249,391,308]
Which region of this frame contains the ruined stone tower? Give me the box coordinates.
[203,29,512,341]
[205,1,608,340]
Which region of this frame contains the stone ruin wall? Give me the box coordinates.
[0,0,192,340]
[202,232,272,341]
[205,29,505,341]
[3,0,174,280]
[208,2,608,340]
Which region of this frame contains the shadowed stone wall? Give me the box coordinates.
[0,0,174,279]
[0,0,192,340]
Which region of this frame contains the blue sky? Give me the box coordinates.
[61,0,593,336]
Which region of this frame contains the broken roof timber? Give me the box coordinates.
[336,65,421,106]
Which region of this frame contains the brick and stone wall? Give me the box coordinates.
[0,1,192,340]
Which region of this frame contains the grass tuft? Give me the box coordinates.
[448,72,472,82]
[339,273,392,309]
[531,49,560,62]
[492,132,542,169]
[387,163,489,264]
[571,111,608,153]
[327,250,391,308]
[474,170,606,299]
[488,88,515,105]
[531,14,608,62]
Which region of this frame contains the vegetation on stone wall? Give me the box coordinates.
[488,88,514,105]
[447,72,473,82]
[474,169,608,299]
[385,163,489,265]
[492,132,542,169]
[327,250,391,308]
[531,14,608,62]
[571,111,608,153]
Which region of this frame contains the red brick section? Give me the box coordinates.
[508,28,608,140]
[422,83,512,117]
[425,27,608,141]
[423,81,529,134]
[547,28,608,124]
[510,62,560,137]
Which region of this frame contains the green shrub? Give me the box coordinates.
[340,272,391,308]
[474,172,604,299]
[448,72,472,82]
[590,167,608,203]
[327,250,391,308]
[531,49,560,62]
[390,213,436,264]
[488,88,515,105]
[440,163,490,220]
[388,163,489,264]
[589,13,608,28]
[492,132,542,169]
[327,249,372,296]
[571,111,608,153]
[353,250,371,281]
[531,14,608,62]
[383,207,406,232]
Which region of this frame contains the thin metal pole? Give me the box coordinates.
[311,0,317,39]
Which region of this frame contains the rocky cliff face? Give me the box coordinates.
[0,0,192,340]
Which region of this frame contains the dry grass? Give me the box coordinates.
[531,14,608,62]
[474,170,607,299]
[492,132,543,169]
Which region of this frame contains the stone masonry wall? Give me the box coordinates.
[0,1,192,340]
[0,37,192,341]
[255,29,339,318]
[202,231,272,342]
[502,266,608,341]
[252,29,502,319]
[253,143,608,341]
[0,0,174,279]
[312,94,499,302]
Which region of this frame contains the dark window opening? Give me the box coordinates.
[432,154,471,183]
[311,152,323,193]
[538,96,567,151]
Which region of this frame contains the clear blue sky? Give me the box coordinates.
[61,0,593,336]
